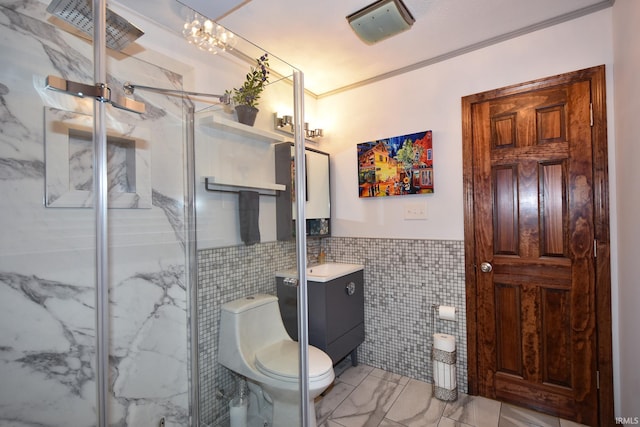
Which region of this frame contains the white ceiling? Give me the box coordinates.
[125,0,613,97]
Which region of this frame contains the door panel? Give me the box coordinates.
[494,283,522,376]
[493,166,518,255]
[462,68,612,426]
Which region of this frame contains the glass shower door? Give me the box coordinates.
[188,14,311,425]
[0,2,102,425]
[0,1,191,425]
[102,2,191,425]
[0,0,314,425]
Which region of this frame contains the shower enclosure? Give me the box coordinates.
[0,1,310,426]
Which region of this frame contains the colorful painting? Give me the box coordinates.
[358,130,433,198]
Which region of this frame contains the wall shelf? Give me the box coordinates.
[202,176,285,196]
[199,114,286,144]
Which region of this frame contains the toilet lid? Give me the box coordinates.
[255,340,332,381]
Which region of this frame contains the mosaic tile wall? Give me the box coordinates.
[196,236,466,425]
[323,237,468,394]
[197,240,298,425]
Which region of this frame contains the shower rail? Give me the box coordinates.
[124,83,230,104]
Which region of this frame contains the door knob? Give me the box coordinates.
[480,262,493,273]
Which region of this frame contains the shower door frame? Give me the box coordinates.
[92,1,110,426]
[293,70,312,427]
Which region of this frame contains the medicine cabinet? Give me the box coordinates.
[275,143,330,239]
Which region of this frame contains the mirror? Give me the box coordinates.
[275,143,330,239]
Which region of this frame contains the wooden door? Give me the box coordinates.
[462,66,613,426]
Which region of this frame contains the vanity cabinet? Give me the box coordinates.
[276,270,364,365]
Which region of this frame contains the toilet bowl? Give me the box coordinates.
[218,294,335,427]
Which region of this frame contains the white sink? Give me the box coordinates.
[276,262,364,283]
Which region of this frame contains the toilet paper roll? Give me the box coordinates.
[438,305,456,321]
[433,360,457,390]
[433,333,456,352]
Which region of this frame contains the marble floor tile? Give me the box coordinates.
[316,381,356,425]
[316,365,581,427]
[379,419,406,426]
[368,367,410,386]
[498,404,560,427]
[336,363,374,387]
[385,378,447,426]
[329,374,405,427]
[438,417,475,427]
[443,393,502,427]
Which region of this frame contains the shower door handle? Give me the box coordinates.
[45,75,109,100]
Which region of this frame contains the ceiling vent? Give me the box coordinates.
[346,0,415,45]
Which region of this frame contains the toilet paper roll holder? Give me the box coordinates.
[431,303,456,321]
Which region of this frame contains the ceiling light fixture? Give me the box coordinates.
[182,13,237,54]
[346,0,415,45]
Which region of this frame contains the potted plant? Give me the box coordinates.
[228,53,269,126]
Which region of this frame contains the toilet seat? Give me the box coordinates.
[255,340,333,383]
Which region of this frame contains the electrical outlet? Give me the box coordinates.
[404,202,427,220]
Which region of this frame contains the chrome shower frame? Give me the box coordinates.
[293,70,311,427]
[92,1,109,426]
[184,101,201,427]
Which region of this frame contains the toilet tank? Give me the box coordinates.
[218,294,291,370]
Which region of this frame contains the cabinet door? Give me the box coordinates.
[290,147,330,220]
[305,149,330,219]
[324,271,364,343]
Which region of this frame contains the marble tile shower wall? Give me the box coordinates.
[197,236,466,425]
[1,3,189,426]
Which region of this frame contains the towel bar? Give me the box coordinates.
[203,177,284,197]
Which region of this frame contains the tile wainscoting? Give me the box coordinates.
[197,237,467,425]
[323,237,467,394]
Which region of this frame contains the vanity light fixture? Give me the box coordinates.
[275,114,323,139]
[276,114,293,128]
[346,0,415,45]
[182,13,237,54]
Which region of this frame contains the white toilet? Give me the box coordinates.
[218,294,335,427]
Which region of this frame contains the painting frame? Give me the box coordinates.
[357,130,433,198]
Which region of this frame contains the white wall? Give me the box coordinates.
[613,0,640,418]
[114,3,316,249]
[317,9,615,242]
[318,6,624,413]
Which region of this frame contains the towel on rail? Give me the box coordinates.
[239,190,260,245]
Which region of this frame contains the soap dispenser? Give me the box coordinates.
[318,248,326,264]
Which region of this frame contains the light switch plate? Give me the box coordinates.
[404,202,427,220]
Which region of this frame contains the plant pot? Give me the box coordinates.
[235,105,259,126]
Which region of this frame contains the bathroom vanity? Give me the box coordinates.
[275,263,364,365]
